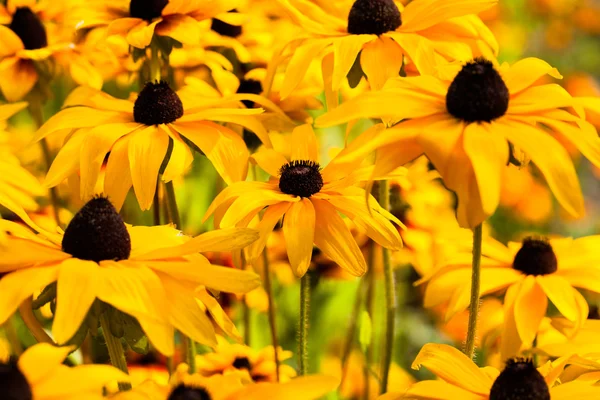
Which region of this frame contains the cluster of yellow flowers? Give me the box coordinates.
[0,0,600,399]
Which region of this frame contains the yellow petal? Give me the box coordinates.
[53,259,99,344]
[33,364,130,398]
[161,127,194,182]
[536,275,580,322]
[331,35,374,91]
[508,84,574,114]
[537,116,600,168]
[398,380,484,400]
[126,19,160,49]
[227,375,339,400]
[104,135,134,211]
[514,276,547,346]
[251,149,288,177]
[45,130,88,188]
[0,57,37,102]
[136,315,175,356]
[361,35,403,91]
[290,124,318,162]
[155,14,201,44]
[196,289,242,342]
[280,38,332,99]
[500,282,523,360]
[0,237,68,271]
[502,57,562,95]
[411,343,492,395]
[283,198,315,277]
[69,55,103,90]
[550,381,600,399]
[0,25,23,57]
[312,198,366,276]
[128,126,169,210]
[0,101,27,119]
[18,343,73,385]
[247,202,292,262]
[401,0,497,33]
[220,190,297,228]
[203,182,276,224]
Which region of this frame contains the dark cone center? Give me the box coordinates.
[0,362,33,400]
[490,358,550,400]
[168,385,212,400]
[133,81,184,126]
[211,10,242,38]
[62,197,131,263]
[129,0,168,21]
[446,58,509,123]
[236,78,263,108]
[347,0,401,35]
[9,7,48,50]
[279,160,323,198]
[232,356,252,370]
[512,237,558,276]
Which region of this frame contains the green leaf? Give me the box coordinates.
[121,314,149,355]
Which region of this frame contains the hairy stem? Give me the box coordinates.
[100,313,131,391]
[263,249,281,381]
[464,223,483,359]
[299,273,310,375]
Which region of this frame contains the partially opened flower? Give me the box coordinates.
[274,0,498,97]
[0,196,262,355]
[33,83,270,211]
[420,235,600,359]
[317,57,600,228]
[381,343,600,400]
[1,343,128,400]
[74,0,242,49]
[204,124,403,277]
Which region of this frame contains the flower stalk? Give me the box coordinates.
[100,313,132,391]
[19,297,54,345]
[464,223,483,359]
[263,248,281,381]
[299,273,310,375]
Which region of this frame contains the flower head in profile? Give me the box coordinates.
[111,363,339,400]
[275,0,498,97]
[204,124,404,277]
[317,57,600,228]
[74,0,241,49]
[33,83,270,211]
[1,343,128,399]
[382,343,600,400]
[0,196,262,355]
[420,235,600,359]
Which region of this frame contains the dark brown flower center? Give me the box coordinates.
[512,237,558,276]
[9,7,48,50]
[62,197,131,263]
[133,81,184,125]
[232,356,252,370]
[0,362,33,400]
[347,0,401,35]
[490,358,550,400]
[446,58,510,123]
[236,78,263,108]
[279,160,323,198]
[168,385,212,400]
[129,0,168,21]
[211,10,242,38]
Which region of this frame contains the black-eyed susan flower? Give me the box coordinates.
[0,196,261,356]
[381,343,600,400]
[204,124,404,277]
[196,336,296,383]
[317,57,600,228]
[274,0,498,97]
[420,235,600,359]
[74,0,239,49]
[0,343,128,399]
[111,363,339,400]
[33,82,270,210]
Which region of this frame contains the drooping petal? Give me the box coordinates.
[536,275,579,322]
[395,380,484,400]
[251,149,288,177]
[196,289,242,342]
[203,182,276,223]
[104,135,134,211]
[0,57,37,102]
[331,34,375,91]
[161,127,194,182]
[0,237,69,271]
[247,202,292,262]
[155,14,201,44]
[360,35,403,91]
[500,282,522,360]
[283,198,315,277]
[45,130,88,188]
[513,276,547,346]
[280,38,332,99]
[0,26,24,57]
[400,0,497,33]
[227,375,340,400]
[220,190,297,228]
[33,365,129,399]
[126,19,161,49]
[501,58,562,94]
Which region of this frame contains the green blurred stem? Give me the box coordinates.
[363,244,375,400]
[164,181,181,229]
[380,180,396,394]
[340,272,366,389]
[152,184,161,226]
[29,102,61,228]
[263,249,281,381]
[149,44,161,82]
[465,223,483,359]
[100,313,131,391]
[299,273,310,375]
[19,297,54,345]
[4,317,23,356]
[183,335,197,373]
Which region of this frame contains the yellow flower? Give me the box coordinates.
[73,0,240,49]
[381,343,600,400]
[0,0,71,101]
[195,335,296,383]
[204,124,404,277]
[111,364,339,400]
[317,57,600,228]
[275,0,498,97]
[2,342,128,399]
[33,83,270,210]
[421,235,600,359]
[0,196,261,355]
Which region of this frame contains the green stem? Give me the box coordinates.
[164,181,181,229]
[379,180,395,394]
[4,317,23,356]
[299,273,310,375]
[100,313,131,391]
[340,274,366,389]
[19,297,54,345]
[263,249,280,381]
[464,223,483,359]
[184,335,197,373]
[152,183,161,226]
[363,244,375,400]
[242,297,251,346]
[149,44,161,82]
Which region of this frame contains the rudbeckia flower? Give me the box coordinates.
[111,363,339,400]
[0,196,262,356]
[0,0,71,101]
[382,343,600,400]
[420,235,600,359]
[74,0,241,49]
[196,336,296,383]
[316,57,600,228]
[204,124,403,277]
[274,0,498,97]
[33,82,270,211]
[1,343,128,399]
